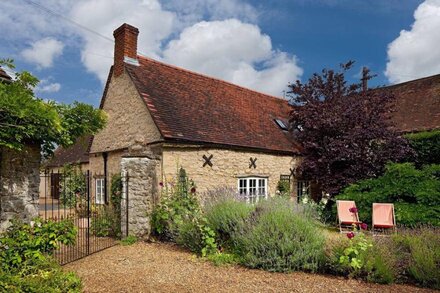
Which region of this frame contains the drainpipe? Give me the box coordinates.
[103,152,108,204]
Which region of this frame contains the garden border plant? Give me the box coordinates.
[0,218,82,292]
[151,170,440,290]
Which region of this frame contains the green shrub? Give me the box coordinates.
[0,219,81,292]
[205,199,253,248]
[337,232,373,273]
[233,198,325,273]
[405,129,440,165]
[336,163,440,226]
[276,180,290,196]
[120,235,138,246]
[91,206,120,238]
[0,257,82,293]
[365,238,397,284]
[207,252,240,266]
[110,174,123,237]
[0,218,77,270]
[325,232,396,284]
[59,164,86,209]
[393,227,440,289]
[151,168,200,241]
[176,217,217,257]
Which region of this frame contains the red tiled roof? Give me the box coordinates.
[125,56,300,154]
[46,135,92,167]
[386,74,440,133]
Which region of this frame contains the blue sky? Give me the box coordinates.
[1,0,439,107]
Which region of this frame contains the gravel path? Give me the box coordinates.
[65,242,435,293]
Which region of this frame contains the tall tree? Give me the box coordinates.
[0,59,106,156]
[288,62,412,196]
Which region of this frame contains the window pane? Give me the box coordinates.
[96,179,105,204]
[258,179,266,196]
[249,179,256,195]
[238,179,246,195]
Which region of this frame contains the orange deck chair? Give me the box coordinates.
[336,200,361,233]
[372,203,396,234]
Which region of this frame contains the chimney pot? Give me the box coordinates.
[113,23,139,77]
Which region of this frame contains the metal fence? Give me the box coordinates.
[39,170,128,265]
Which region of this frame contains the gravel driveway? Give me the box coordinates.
[65,242,435,293]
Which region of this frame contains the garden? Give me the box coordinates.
[149,166,439,291]
[146,64,440,291]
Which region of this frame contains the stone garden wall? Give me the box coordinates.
[121,151,160,239]
[0,144,40,232]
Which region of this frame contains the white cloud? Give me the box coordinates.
[162,0,258,29]
[385,0,440,83]
[1,0,303,96]
[163,19,302,96]
[69,0,175,82]
[0,1,73,41]
[35,80,61,93]
[21,38,64,68]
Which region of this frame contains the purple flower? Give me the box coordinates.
[347,232,355,239]
[159,182,164,187]
[360,223,368,230]
[349,207,358,213]
[190,187,196,193]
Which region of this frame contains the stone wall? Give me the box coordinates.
[0,145,40,232]
[161,144,299,197]
[121,155,160,239]
[90,71,162,153]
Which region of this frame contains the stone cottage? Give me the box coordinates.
[44,23,440,236]
[88,23,304,206]
[49,24,440,210]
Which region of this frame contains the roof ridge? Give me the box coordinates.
[382,73,440,89]
[136,54,289,104]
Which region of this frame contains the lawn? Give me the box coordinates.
[65,242,433,293]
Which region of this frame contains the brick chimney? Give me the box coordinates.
[113,23,139,77]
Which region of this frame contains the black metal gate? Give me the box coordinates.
[39,170,128,265]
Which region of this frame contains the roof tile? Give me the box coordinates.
[126,56,300,154]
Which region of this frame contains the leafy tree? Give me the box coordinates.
[336,163,440,226]
[405,129,440,166]
[0,59,106,155]
[288,62,412,196]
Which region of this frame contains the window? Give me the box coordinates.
[238,177,268,204]
[297,180,310,203]
[95,178,105,204]
[274,118,288,131]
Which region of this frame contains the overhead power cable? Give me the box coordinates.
[21,0,114,43]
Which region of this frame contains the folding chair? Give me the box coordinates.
[336,200,361,233]
[372,203,396,235]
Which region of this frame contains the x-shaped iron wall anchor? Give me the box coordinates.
[203,154,213,167]
[249,157,257,169]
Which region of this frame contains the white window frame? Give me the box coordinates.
[95,178,105,205]
[237,177,268,204]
